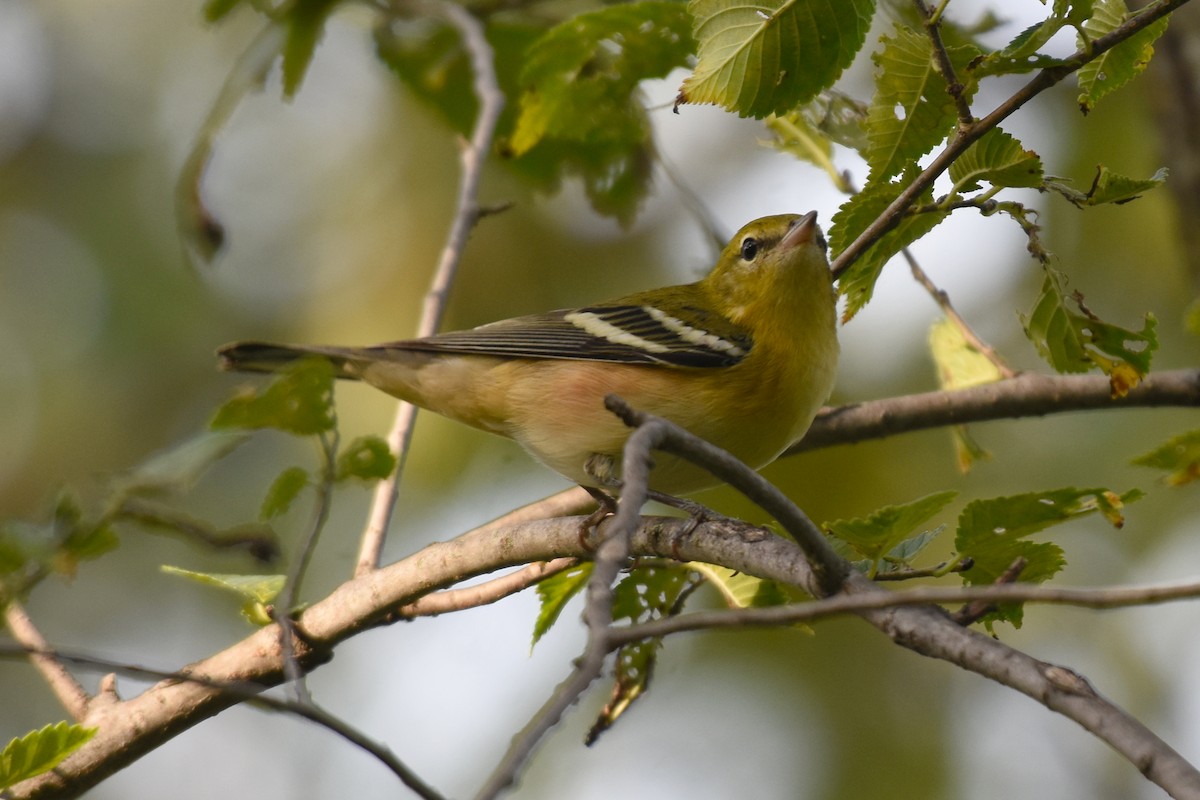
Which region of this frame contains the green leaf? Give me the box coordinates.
[1132,429,1200,486]
[336,436,397,482]
[948,128,1044,192]
[531,564,592,649]
[687,562,790,608]
[212,357,335,435]
[51,493,119,577]
[830,170,950,320]
[376,18,541,141]
[1020,267,1157,396]
[763,111,841,187]
[955,487,1141,626]
[1077,0,1169,114]
[678,0,876,118]
[203,0,245,23]
[587,564,697,744]
[260,467,310,520]
[115,431,250,499]
[162,566,286,625]
[865,25,980,182]
[826,491,957,577]
[280,0,340,98]
[0,722,97,790]
[506,2,695,223]
[1045,166,1168,206]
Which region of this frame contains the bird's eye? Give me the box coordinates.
[740,237,759,261]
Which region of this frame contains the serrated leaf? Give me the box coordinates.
[687,562,790,608]
[948,128,1044,192]
[115,431,250,499]
[955,487,1140,626]
[1044,166,1168,206]
[1020,267,1157,396]
[532,564,592,649]
[0,722,97,790]
[830,170,950,320]
[826,491,957,577]
[505,2,694,223]
[678,0,876,119]
[1132,429,1200,486]
[260,467,309,520]
[336,436,396,482]
[865,26,980,182]
[1077,0,1168,114]
[588,565,697,744]
[212,357,335,435]
[162,566,286,625]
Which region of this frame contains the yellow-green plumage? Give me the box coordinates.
[219,213,838,494]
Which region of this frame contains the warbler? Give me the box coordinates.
[218,213,838,495]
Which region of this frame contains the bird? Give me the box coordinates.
[218,212,839,497]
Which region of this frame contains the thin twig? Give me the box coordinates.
[3,601,91,721]
[277,429,340,702]
[399,558,578,618]
[832,0,1191,278]
[356,0,506,576]
[605,574,1200,645]
[0,644,447,800]
[915,0,975,126]
[901,247,1016,377]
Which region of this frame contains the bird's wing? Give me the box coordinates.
[371,302,753,368]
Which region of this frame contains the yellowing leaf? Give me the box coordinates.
[687,562,790,608]
[678,0,876,118]
[1133,429,1200,487]
[1020,267,1157,395]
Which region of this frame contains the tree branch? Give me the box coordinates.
[831,0,1193,279]
[791,368,1200,453]
[3,601,91,722]
[356,0,506,576]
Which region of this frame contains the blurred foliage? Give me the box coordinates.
[1,0,1198,799]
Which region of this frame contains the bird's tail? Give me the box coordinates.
[217,341,369,381]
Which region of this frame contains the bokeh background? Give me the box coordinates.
[1,1,1198,798]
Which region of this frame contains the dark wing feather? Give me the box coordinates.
[369,303,752,368]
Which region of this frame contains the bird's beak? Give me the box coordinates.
[782,211,819,250]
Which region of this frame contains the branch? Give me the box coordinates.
[3,601,91,721]
[915,0,974,126]
[0,644,447,800]
[791,368,1200,453]
[356,0,506,576]
[609,576,1200,643]
[831,0,1193,278]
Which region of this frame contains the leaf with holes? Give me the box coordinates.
[587,565,697,744]
[865,25,980,182]
[1021,267,1157,396]
[955,487,1141,627]
[212,358,335,436]
[1077,0,1168,114]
